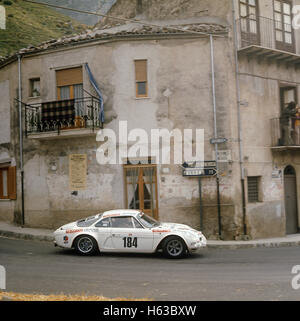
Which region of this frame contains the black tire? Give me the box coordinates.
[74,235,98,256]
[162,236,187,259]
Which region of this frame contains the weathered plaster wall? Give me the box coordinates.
[0,32,240,239]
[238,53,300,238]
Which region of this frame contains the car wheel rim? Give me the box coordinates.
[167,240,183,256]
[78,237,93,253]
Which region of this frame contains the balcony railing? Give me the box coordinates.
[236,15,296,54]
[24,97,102,137]
[271,117,300,147]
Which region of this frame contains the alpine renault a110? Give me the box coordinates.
[54,210,207,258]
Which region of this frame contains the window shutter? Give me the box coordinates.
[56,67,83,87]
[135,60,148,97]
[135,60,147,82]
[8,166,16,200]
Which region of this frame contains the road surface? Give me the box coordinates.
[0,237,299,300]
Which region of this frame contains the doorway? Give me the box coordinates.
[123,164,158,219]
[284,165,299,234]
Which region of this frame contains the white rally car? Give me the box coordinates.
[54,210,207,258]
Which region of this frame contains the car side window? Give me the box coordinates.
[95,217,111,228]
[111,217,134,228]
[133,218,144,229]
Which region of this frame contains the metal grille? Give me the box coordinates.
[247,176,260,203]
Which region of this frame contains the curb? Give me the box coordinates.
[207,240,300,250]
[0,230,54,243]
[0,228,300,249]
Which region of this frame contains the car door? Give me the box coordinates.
[110,216,153,253]
[94,217,114,250]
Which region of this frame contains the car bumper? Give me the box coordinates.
[188,239,207,252]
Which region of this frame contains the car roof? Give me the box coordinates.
[102,209,141,218]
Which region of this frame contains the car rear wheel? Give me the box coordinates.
[74,235,98,256]
[162,236,187,259]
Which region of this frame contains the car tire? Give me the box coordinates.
[74,235,98,256]
[162,236,187,259]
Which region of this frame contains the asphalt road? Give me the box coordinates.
[0,237,300,301]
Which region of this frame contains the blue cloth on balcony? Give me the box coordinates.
[85,63,104,123]
[41,99,75,124]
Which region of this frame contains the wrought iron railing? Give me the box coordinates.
[271,117,300,147]
[24,97,102,136]
[236,15,296,53]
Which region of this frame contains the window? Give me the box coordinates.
[29,78,40,97]
[134,60,148,98]
[111,217,134,228]
[274,0,294,51]
[0,166,16,200]
[56,67,83,100]
[280,86,297,112]
[95,217,111,228]
[239,0,258,33]
[247,176,260,203]
[133,218,144,229]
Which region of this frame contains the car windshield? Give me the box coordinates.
[77,214,102,227]
[137,213,160,228]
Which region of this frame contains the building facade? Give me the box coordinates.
[0,0,299,240]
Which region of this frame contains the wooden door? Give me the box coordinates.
[124,165,158,219]
[284,166,299,234]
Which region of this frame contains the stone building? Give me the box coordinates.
[0,0,299,240]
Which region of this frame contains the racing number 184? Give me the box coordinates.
[123,237,138,248]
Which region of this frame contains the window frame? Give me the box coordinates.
[0,167,9,199]
[56,67,83,101]
[29,78,41,98]
[280,85,298,113]
[95,217,111,228]
[134,59,148,98]
[110,216,135,229]
[247,176,261,203]
[273,0,295,52]
[0,166,16,200]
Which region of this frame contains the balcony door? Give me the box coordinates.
[124,164,158,220]
[274,0,295,53]
[239,0,260,46]
[56,67,84,116]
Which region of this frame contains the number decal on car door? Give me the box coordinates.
[123,237,138,248]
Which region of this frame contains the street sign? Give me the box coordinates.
[210,138,228,144]
[183,168,217,177]
[183,161,216,169]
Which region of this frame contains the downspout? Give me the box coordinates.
[231,0,247,236]
[17,54,25,227]
[209,34,222,238]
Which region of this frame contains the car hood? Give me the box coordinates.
[59,222,78,230]
[157,222,199,232]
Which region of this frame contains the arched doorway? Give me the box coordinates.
[284,166,299,234]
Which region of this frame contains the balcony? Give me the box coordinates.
[271,117,300,150]
[236,15,300,67]
[24,97,103,140]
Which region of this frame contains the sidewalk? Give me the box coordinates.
[0,221,300,249]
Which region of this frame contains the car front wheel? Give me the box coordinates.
[162,236,187,259]
[74,235,98,256]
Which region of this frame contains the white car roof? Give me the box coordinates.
[102,209,141,218]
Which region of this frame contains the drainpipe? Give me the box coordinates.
[231,0,247,236]
[209,34,222,238]
[17,54,25,227]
